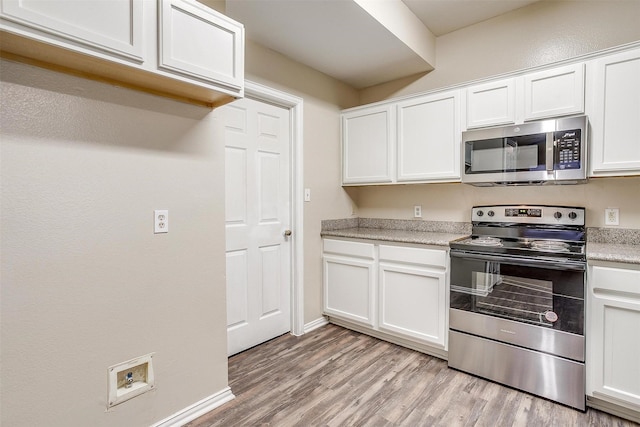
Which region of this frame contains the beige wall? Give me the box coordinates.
[360,0,640,104]
[243,40,359,324]
[1,60,229,426]
[0,32,358,427]
[352,177,640,228]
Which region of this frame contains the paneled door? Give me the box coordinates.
[223,97,291,356]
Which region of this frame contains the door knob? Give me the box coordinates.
[284,229,292,237]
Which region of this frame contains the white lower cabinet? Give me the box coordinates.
[323,239,376,326]
[378,245,447,347]
[323,238,448,352]
[587,262,640,414]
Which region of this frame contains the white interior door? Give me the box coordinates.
[223,97,291,356]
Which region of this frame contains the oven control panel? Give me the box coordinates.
[472,205,585,225]
[505,208,542,217]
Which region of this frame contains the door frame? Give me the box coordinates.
[243,80,304,336]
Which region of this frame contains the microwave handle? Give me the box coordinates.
[546,133,554,172]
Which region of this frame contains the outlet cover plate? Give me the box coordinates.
[605,208,619,226]
[154,210,169,233]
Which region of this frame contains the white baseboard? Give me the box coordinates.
[151,387,235,427]
[304,316,329,333]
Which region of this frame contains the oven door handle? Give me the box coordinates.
[450,251,585,271]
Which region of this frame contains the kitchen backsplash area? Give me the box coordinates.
[347,176,640,229]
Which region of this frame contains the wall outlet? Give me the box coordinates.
[107,353,155,408]
[605,208,619,226]
[154,210,169,233]
[414,205,422,218]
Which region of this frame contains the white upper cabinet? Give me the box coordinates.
[159,0,243,92]
[341,43,638,185]
[342,104,395,184]
[524,63,585,121]
[0,0,145,62]
[466,78,516,129]
[396,90,461,182]
[466,63,585,128]
[587,48,640,176]
[0,0,244,106]
[342,90,461,185]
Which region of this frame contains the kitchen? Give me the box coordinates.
[1,1,640,426]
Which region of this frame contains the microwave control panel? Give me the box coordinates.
[554,129,581,169]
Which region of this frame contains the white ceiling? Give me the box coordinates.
[225,0,539,89]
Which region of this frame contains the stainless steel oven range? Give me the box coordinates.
[448,205,586,410]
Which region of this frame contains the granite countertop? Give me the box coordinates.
[586,227,640,265]
[321,218,471,247]
[322,219,640,263]
[586,243,640,265]
[321,227,468,247]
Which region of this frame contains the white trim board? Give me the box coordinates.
[151,387,235,427]
[304,317,330,333]
[244,81,305,337]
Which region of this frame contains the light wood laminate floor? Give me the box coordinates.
[187,324,638,426]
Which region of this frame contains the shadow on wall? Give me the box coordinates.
[0,59,214,156]
[357,70,431,105]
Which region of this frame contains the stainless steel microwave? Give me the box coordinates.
[461,116,587,186]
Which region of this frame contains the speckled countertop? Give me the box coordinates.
[586,243,640,265]
[586,228,640,265]
[321,218,470,247]
[322,219,640,264]
[321,227,468,247]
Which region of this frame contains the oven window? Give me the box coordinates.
[465,134,547,174]
[450,256,584,335]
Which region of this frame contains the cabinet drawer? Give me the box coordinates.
[591,265,640,295]
[323,239,375,259]
[379,245,446,268]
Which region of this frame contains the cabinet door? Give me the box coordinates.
[588,48,640,176]
[466,78,515,129]
[378,262,446,347]
[524,63,584,121]
[0,0,144,61]
[323,255,376,326]
[342,105,394,184]
[588,264,640,409]
[159,0,244,91]
[397,91,461,182]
